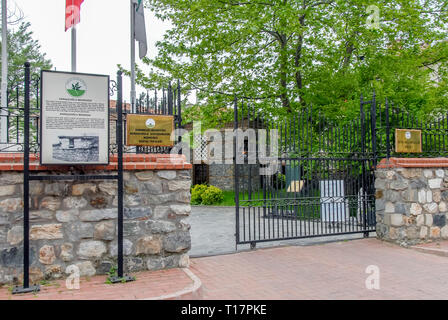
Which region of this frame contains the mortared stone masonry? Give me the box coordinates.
[0,153,192,284]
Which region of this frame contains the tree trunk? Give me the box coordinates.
[342,41,355,70]
[295,14,306,106]
[279,33,291,112]
[295,34,304,105]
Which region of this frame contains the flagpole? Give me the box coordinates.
[71,25,77,72]
[130,0,136,114]
[1,0,8,143]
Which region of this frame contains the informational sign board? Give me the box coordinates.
[395,129,422,153]
[40,70,110,165]
[126,115,174,147]
[320,180,349,222]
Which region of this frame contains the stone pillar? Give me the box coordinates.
[375,158,448,246]
[0,154,192,284]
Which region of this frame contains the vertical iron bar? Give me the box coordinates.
[6,90,9,143]
[168,82,173,115]
[23,62,31,289]
[385,98,391,160]
[117,71,124,278]
[371,91,377,166]
[154,89,158,114]
[234,97,240,245]
[360,97,368,237]
[177,80,182,143]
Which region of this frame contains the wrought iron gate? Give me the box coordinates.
[234,97,378,246]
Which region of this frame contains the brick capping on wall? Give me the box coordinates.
[377,158,448,169]
[0,153,192,171]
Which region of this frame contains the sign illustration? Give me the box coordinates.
[65,78,87,97]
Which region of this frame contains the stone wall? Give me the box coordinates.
[206,164,260,191]
[208,164,234,191]
[0,157,192,284]
[375,158,448,246]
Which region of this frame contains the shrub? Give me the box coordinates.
[274,173,286,189]
[191,184,208,205]
[201,185,224,205]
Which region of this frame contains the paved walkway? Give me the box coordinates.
[187,206,365,257]
[191,238,448,299]
[3,238,448,300]
[0,268,201,300]
[411,241,448,257]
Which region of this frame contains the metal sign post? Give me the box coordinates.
[12,63,40,295]
[108,71,134,284]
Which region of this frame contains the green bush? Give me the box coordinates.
[201,185,224,205]
[191,184,208,205]
[191,184,224,205]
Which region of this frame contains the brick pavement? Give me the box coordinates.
[2,238,448,300]
[0,268,200,300]
[191,239,448,300]
[411,241,448,258]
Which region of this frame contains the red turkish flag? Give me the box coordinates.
[65,0,84,31]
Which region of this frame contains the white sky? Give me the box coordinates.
[11,0,171,102]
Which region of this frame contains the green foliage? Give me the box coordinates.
[191,184,224,205]
[0,21,52,150]
[132,0,448,129]
[211,190,245,207]
[191,184,209,204]
[201,185,225,205]
[105,265,118,284]
[105,265,135,284]
[220,190,236,207]
[1,21,53,86]
[274,173,286,189]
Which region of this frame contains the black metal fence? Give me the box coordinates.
[234,99,375,245]
[0,72,183,155]
[375,98,448,158]
[0,74,41,153]
[132,81,182,154]
[234,93,448,246]
[3,67,448,248]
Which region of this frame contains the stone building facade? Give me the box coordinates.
[375,158,448,247]
[0,154,192,284]
[208,164,234,190]
[185,120,265,191]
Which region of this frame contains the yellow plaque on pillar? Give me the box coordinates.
[126,115,174,147]
[395,129,422,153]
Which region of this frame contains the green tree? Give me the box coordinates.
[137,0,448,127]
[1,21,52,89]
[0,21,52,148]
